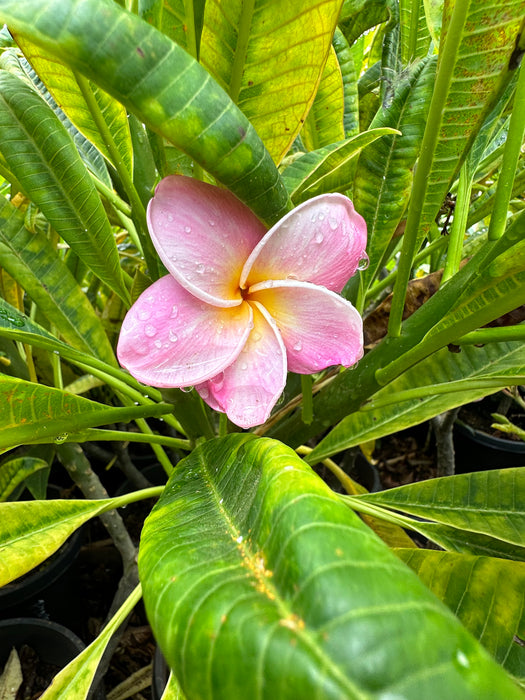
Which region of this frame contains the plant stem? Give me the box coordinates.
[456,326,525,344]
[296,445,364,495]
[442,162,473,282]
[487,62,525,241]
[387,0,470,337]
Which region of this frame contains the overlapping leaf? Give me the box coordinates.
[396,548,525,679]
[139,434,522,699]
[0,0,291,226]
[306,339,525,462]
[0,198,116,363]
[0,376,173,452]
[0,457,49,501]
[199,0,343,164]
[355,468,525,547]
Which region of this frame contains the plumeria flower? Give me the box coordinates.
[117,176,367,428]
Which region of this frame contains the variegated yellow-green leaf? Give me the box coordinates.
[199,0,343,164]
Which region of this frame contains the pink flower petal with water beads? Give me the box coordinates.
[247,280,363,374]
[117,275,253,387]
[240,193,367,294]
[195,302,287,428]
[147,175,266,307]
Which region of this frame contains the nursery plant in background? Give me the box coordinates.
[0,0,524,697]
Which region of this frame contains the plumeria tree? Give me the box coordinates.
[0,0,524,698]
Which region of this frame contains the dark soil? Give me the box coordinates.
[458,393,525,441]
[15,644,60,700]
[373,424,437,489]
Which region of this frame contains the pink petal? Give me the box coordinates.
[195,303,287,428]
[147,176,267,307]
[247,280,363,374]
[240,193,367,293]
[117,275,253,387]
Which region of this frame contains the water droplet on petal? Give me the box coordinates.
[287,273,298,280]
[293,341,302,352]
[240,361,248,370]
[208,219,215,226]
[196,263,205,274]
[318,211,325,221]
[167,213,173,222]
[154,339,162,348]
[211,372,224,390]
[138,309,151,321]
[358,254,369,271]
[315,232,324,244]
[252,331,262,343]
[184,225,191,234]
[328,217,338,230]
[169,330,178,343]
[144,324,157,337]
[171,305,178,318]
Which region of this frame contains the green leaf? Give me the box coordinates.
[0,71,129,303]
[400,0,432,63]
[0,0,291,226]
[332,28,361,139]
[281,128,398,203]
[356,468,525,547]
[0,198,116,364]
[338,0,394,48]
[0,457,49,501]
[139,434,522,699]
[39,585,142,700]
[419,0,524,236]
[139,0,205,58]
[199,0,343,164]
[302,46,345,151]
[14,35,133,179]
[0,376,173,453]
[307,339,525,462]
[354,56,436,289]
[396,548,525,678]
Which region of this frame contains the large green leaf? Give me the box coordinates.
[0,197,116,364]
[139,0,205,58]
[14,35,133,179]
[0,71,129,302]
[353,56,436,289]
[338,0,394,48]
[396,549,525,679]
[0,376,173,452]
[199,0,343,164]
[355,468,525,547]
[139,434,521,699]
[417,0,523,236]
[0,0,291,226]
[332,28,361,139]
[307,339,525,462]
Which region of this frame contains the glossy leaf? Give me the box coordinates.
[332,28,360,139]
[14,34,133,178]
[199,0,343,164]
[0,0,291,226]
[0,197,115,364]
[418,0,524,237]
[354,56,436,289]
[40,585,142,700]
[0,376,173,452]
[396,548,525,677]
[307,339,525,462]
[301,46,345,151]
[399,0,432,63]
[139,434,522,699]
[0,457,49,502]
[139,0,205,58]
[281,128,398,203]
[338,0,394,48]
[356,468,525,547]
[0,71,129,302]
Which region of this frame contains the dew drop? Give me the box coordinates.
[144,324,157,337]
[252,331,262,343]
[236,535,243,544]
[286,273,298,280]
[315,232,324,244]
[169,330,178,343]
[54,433,68,444]
[180,386,193,393]
[167,213,173,222]
[454,650,470,670]
[357,254,369,271]
[138,309,151,321]
[208,219,215,226]
[171,305,178,318]
[318,211,325,221]
[240,361,248,370]
[310,213,317,223]
[196,263,205,274]
[211,372,224,390]
[328,217,338,230]
[184,225,192,234]
[154,339,162,349]
[293,341,302,352]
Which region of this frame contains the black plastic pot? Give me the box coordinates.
[0,617,105,698]
[454,420,525,472]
